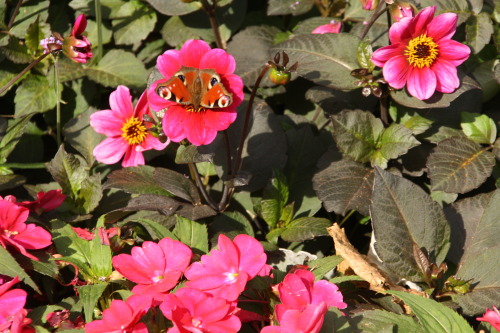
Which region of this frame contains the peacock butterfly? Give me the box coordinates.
[156,66,233,111]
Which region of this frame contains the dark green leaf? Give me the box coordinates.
[371,168,450,281]
[153,168,200,204]
[161,16,201,49]
[267,0,314,16]
[144,0,202,16]
[308,255,343,280]
[460,112,497,144]
[128,218,178,241]
[25,18,50,54]
[172,216,208,254]
[104,166,173,197]
[14,75,57,116]
[427,137,495,194]
[210,211,255,238]
[175,145,213,164]
[373,123,420,169]
[0,113,34,164]
[111,0,157,48]
[9,0,49,38]
[280,217,331,242]
[0,246,39,293]
[77,283,108,322]
[353,309,422,333]
[320,307,353,333]
[465,12,494,54]
[271,34,361,90]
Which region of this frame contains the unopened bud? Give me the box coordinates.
[390,1,416,22]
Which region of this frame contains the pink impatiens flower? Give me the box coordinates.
[112,237,192,302]
[17,189,65,215]
[159,288,241,333]
[91,85,168,167]
[0,200,52,261]
[184,234,267,301]
[311,20,342,34]
[147,39,244,146]
[0,277,33,333]
[371,6,470,100]
[477,306,500,331]
[85,295,151,333]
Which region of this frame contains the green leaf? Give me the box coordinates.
[313,158,374,216]
[320,307,353,333]
[172,216,208,254]
[373,123,420,169]
[308,255,343,280]
[466,12,494,54]
[330,109,384,163]
[471,59,500,102]
[25,18,50,54]
[160,15,202,49]
[270,34,361,90]
[9,0,49,38]
[144,0,202,15]
[267,0,314,15]
[77,283,108,322]
[86,50,148,89]
[209,211,255,238]
[111,0,157,48]
[357,38,375,72]
[104,166,173,197]
[0,113,34,164]
[353,309,422,333]
[258,171,289,228]
[85,19,113,46]
[88,218,112,278]
[14,75,57,116]
[460,112,497,144]
[153,168,201,204]
[175,145,213,164]
[0,246,39,293]
[427,137,495,194]
[387,290,475,333]
[390,107,434,135]
[371,168,450,281]
[280,217,331,242]
[129,218,178,241]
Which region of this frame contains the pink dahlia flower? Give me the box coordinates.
[477,306,500,331]
[147,39,244,146]
[159,288,241,333]
[184,234,267,301]
[371,6,470,100]
[0,200,52,260]
[90,85,168,167]
[312,20,342,34]
[112,238,192,303]
[85,295,151,333]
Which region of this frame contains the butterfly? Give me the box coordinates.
[156,66,233,111]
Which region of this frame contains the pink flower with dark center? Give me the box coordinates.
[0,276,33,333]
[62,14,93,63]
[0,200,52,261]
[17,189,65,215]
[184,234,267,301]
[85,295,151,333]
[112,238,192,302]
[159,288,241,333]
[312,20,342,34]
[147,39,244,146]
[371,6,470,100]
[477,306,500,331]
[91,85,169,167]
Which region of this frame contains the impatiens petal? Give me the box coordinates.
[406,66,437,100]
[158,237,192,273]
[382,55,410,89]
[233,234,267,278]
[199,49,236,75]
[122,147,144,167]
[427,12,458,41]
[433,59,460,93]
[109,86,134,118]
[157,50,182,78]
[93,137,128,165]
[371,44,405,67]
[311,280,347,309]
[408,6,436,37]
[179,39,212,68]
[0,200,29,231]
[0,289,27,317]
[278,273,311,310]
[90,110,125,136]
[12,223,52,250]
[437,39,471,66]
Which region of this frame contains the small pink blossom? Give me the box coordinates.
[159,288,241,333]
[85,295,151,333]
[112,238,192,302]
[17,189,65,215]
[147,39,244,146]
[91,85,169,167]
[371,6,470,100]
[477,306,500,331]
[0,200,52,260]
[0,277,34,333]
[184,234,267,301]
[312,20,342,34]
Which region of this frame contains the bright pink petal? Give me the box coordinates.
[408,6,436,37]
[0,200,29,231]
[158,237,192,273]
[427,12,458,41]
[162,105,189,142]
[407,66,437,100]
[382,55,410,89]
[203,108,238,131]
[139,135,169,151]
[12,224,52,250]
[433,59,460,93]
[109,86,134,118]
[93,138,128,165]
[134,91,149,119]
[261,326,282,333]
[90,110,125,136]
[371,44,405,67]
[222,74,245,104]
[278,274,311,310]
[199,49,236,75]
[388,17,413,43]
[113,255,153,285]
[157,50,182,78]
[179,39,211,68]
[311,280,347,309]
[147,80,176,112]
[122,147,144,167]
[234,234,266,278]
[183,112,218,146]
[72,14,87,36]
[438,39,471,66]
[0,289,26,317]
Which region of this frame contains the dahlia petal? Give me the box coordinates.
[157,50,182,78]
[437,39,471,66]
[12,224,52,250]
[90,110,125,136]
[427,12,458,41]
[122,147,145,167]
[433,59,460,93]
[407,67,437,100]
[383,55,410,89]
[203,108,238,131]
[199,49,236,75]
[147,80,176,112]
[222,74,245,104]
[389,17,413,43]
[109,86,134,118]
[134,91,149,119]
[408,6,436,37]
[72,14,87,36]
[180,39,211,68]
[93,138,128,165]
[162,105,188,142]
[184,112,218,146]
[371,44,405,67]
[139,135,169,152]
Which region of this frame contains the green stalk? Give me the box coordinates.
[94,0,104,63]
[54,55,62,146]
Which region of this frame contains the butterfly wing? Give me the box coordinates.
[156,76,192,105]
[199,71,233,109]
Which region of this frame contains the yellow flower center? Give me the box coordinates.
[404,34,439,68]
[121,117,147,145]
[184,105,206,113]
[3,230,18,237]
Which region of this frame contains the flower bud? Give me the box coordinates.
[269,67,291,85]
[311,20,342,34]
[360,0,379,10]
[63,14,93,63]
[389,1,416,22]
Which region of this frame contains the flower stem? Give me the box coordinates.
[359,1,388,40]
[54,55,62,146]
[7,0,23,30]
[380,93,389,126]
[338,209,356,227]
[0,53,50,96]
[94,0,104,63]
[200,0,226,49]
[188,162,219,211]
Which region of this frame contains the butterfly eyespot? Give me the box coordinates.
[210,77,219,87]
[157,86,171,99]
[177,74,185,82]
[218,95,232,108]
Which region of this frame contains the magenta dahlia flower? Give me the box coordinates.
[147,39,244,146]
[371,6,470,100]
[90,86,168,167]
